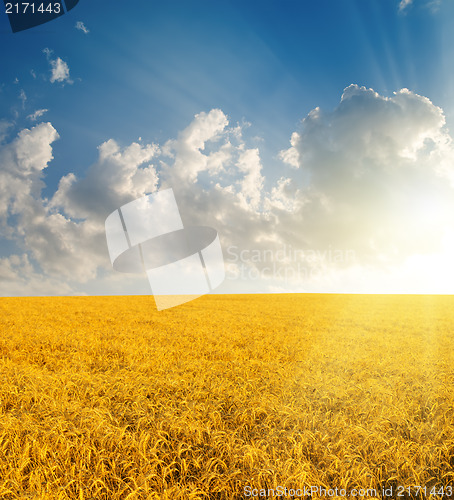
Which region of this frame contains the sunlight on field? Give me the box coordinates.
[0,294,454,499]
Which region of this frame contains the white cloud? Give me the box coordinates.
[19,89,27,108]
[2,85,454,296]
[399,0,440,12]
[279,132,300,168]
[75,21,89,34]
[236,148,264,211]
[0,254,76,296]
[160,109,229,185]
[50,58,71,84]
[0,123,59,228]
[0,122,59,239]
[399,0,413,10]
[264,177,302,213]
[0,120,12,143]
[27,109,48,122]
[43,48,72,84]
[0,122,107,287]
[51,139,160,221]
[273,84,454,297]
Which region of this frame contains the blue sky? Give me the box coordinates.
[2,0,454,298]
[1,0,450,180]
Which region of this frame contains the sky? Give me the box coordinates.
[1,0,454,297]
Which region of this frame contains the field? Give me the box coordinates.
[0,294,454,499]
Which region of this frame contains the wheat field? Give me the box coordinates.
[0,294,453,499]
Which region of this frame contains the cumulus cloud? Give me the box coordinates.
[51,138,160,222]
[43,48,72,84]
[0,122,107,290]
[50,58,71,84]
[0,254,76,296]
[2,85,454,296]
[271,84,454,293]
[75,21,89,34]
[280,85,454,261]
[27,109,48,122]
[0,122,59,237]
[159,109,229,185]
[279,132,300,168]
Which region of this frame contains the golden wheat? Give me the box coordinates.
[0,294,453,499]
